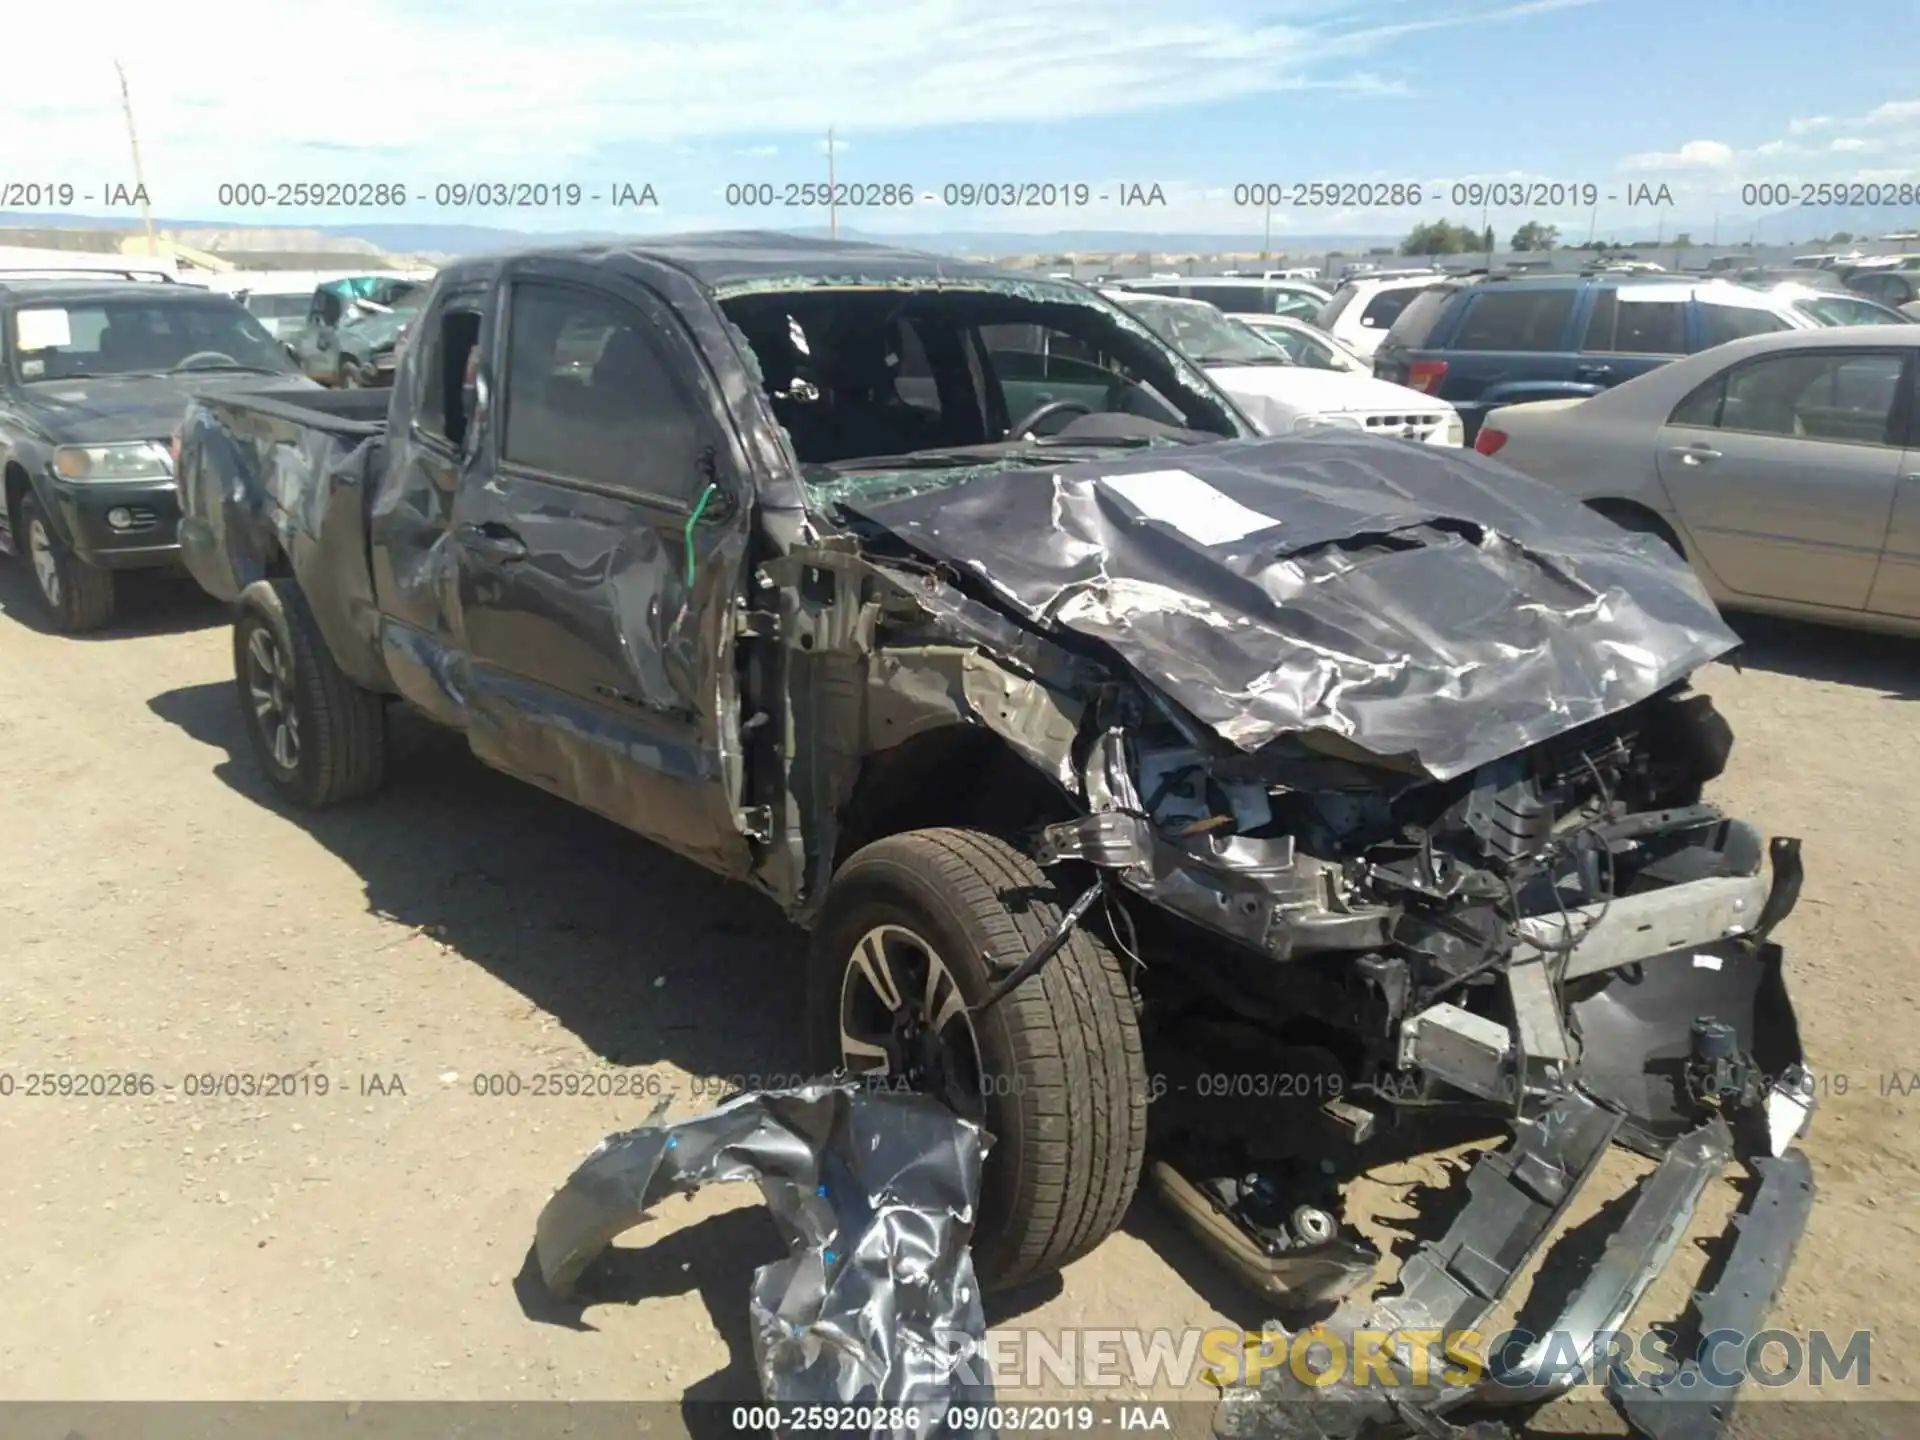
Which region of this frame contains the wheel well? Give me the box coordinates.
[4,462,30,533]
[1586,498,1685,557]
[832,727,1074,870]
[261,537,294,579]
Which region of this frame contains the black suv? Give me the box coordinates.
[0,276,321,631]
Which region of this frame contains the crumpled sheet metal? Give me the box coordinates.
[536,1083,994,1438]
[851,435,1742,781]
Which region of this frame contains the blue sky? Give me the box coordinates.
[7,0,1918,242]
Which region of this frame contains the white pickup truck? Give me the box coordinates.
[1102,287,1464,445]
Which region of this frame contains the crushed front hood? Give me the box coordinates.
[848,433,1741,780]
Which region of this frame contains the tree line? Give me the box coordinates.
[1399,221,1869,255]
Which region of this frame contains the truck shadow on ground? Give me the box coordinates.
[0,561,227,639]
[1719,613,1920,701]
[148,680,812,1081]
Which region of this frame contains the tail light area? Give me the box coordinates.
[1408,359,1449,394]
[1474,425,1508,456]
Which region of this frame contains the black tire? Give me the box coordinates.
[809,827,1147,1290]
[17,491,115,632]
[233,578,387,806]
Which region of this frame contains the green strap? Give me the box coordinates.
[684,482,716,585]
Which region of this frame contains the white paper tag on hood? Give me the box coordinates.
[1100,469,1279,547]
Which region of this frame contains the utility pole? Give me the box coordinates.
[114,59,157,257]
[826,125,837,240]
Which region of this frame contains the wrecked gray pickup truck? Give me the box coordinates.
[177,232,1814,1431]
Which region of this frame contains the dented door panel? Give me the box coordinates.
[451,259,756,877]
[456,473,752,872]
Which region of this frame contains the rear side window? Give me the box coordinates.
[1357,287,1419,331]
[416,299,483,448]
[1669,373,1726,428]
[1382,287,1453,348]
[1449,289,1576,351]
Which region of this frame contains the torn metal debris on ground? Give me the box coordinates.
[535,1082,994,1440]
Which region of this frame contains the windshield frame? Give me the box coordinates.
[6,293,301,383]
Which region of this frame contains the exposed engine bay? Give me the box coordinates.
[1028,677,1810,1327]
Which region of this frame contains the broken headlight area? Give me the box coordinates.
[1031,681,1813,1435]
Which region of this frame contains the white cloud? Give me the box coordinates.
[3,0,1599,205]
[1620,140,1736,171]
[735,145,780,158]
[1606,100,1920,209]
[1863,100,1920,126]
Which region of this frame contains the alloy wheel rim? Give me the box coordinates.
[27,519,59,606]
[839,923,988,1120]
[245,626,301,771]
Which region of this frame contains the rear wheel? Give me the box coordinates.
[809,828,1147,1290]
[19,492,115,633]
[233,578,387,806]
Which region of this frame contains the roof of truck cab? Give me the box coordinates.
[438,230,1031,290]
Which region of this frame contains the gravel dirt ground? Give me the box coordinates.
[1,561,1915,1435]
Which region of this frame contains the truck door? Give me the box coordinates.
[370,279,490,729]
[449,260,756,879]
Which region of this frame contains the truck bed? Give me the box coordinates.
[177,383,394,694]
[200,384,392,436]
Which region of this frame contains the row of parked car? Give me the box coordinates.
[1090,265,1920,637]
[2,240,1915,639]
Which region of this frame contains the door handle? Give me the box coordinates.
[1669,445,1721,465]
[1575,364,1614,380]
[459,521,528,561]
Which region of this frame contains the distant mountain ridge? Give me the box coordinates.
[3,208,1915,259]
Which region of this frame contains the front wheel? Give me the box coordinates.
[233,578,387,806]
[809,828,1147,1290]
[18,492,115,632]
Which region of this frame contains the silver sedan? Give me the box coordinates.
[1474,325,1920,636]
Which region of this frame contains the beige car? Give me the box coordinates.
[1475,324,1920,636]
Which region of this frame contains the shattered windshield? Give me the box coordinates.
[1110,293,1289,366]
[715,277,1253,508]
